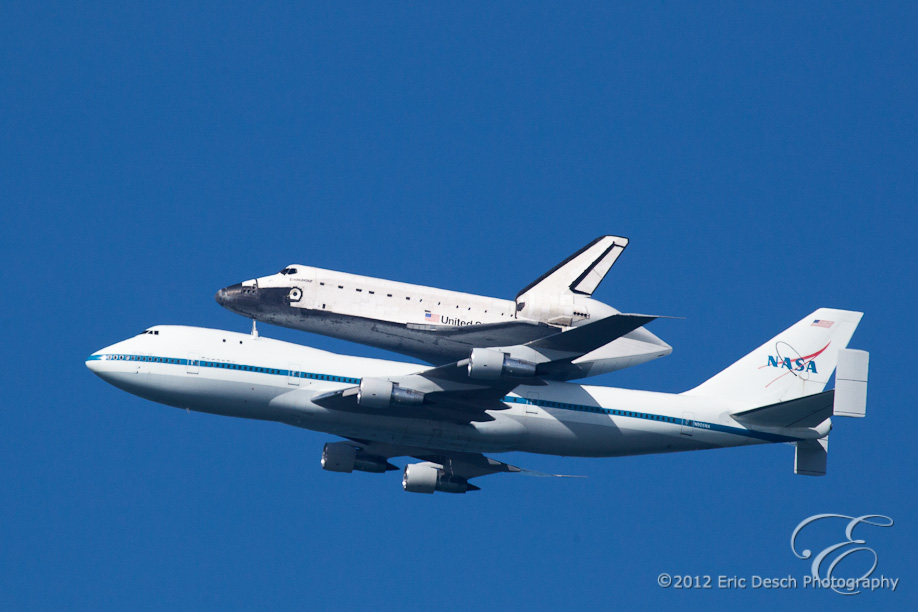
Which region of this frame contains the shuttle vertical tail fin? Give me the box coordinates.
[515,235,628,300]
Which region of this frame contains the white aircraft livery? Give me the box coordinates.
[215,236,671,380]
[87,308,868,494]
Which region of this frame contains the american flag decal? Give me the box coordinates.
[811,319,834,328]
[425,311,440,323]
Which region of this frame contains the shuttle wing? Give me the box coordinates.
[415,313,658,382]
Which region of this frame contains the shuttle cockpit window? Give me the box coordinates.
[279,267,299,275]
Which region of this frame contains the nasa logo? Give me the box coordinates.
[764,342,830,375]
[767,355,818,373]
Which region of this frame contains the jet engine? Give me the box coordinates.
[467,348,537,380]
[401,463,476,494]
[321,442,394,473]
[357,378,424,409]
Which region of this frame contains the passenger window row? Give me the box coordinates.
[109,354,175,363]
[110,354,360,385]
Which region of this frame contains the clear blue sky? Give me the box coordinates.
[2,3,915,610]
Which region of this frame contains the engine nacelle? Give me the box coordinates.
[468,348,537,380]
[357,378,424,409]
[321,442,392,473]
[401,463,474,494]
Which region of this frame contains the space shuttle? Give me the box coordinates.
[215,236,671,381]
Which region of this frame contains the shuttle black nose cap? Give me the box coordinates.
[215,283,242,307]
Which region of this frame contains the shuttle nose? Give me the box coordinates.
[215,284,238,307]
[215,282,265,318]
[215,283,250,310]
[216,279,289,319]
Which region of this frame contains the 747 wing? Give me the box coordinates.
[311,313,660,422]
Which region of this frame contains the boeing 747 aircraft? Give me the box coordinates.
[215,236,671,380]
[87,309,868,494]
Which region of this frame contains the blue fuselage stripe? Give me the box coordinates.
[90,352,800,443]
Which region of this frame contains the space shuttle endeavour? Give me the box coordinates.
[216,236,671,380]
